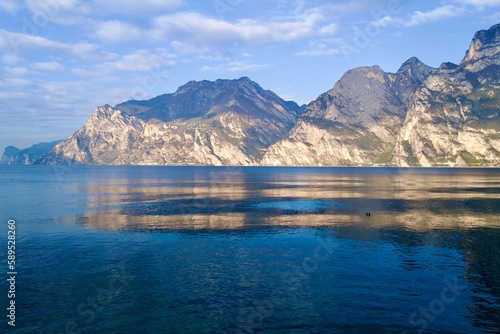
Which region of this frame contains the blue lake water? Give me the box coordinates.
[0,166,499,333]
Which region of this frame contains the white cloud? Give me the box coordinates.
[369,5,466,28]
[0,30,116,62]
[296,47,340,56]
[296,39,341,57]
[32,61,64,71]
[4,66,30,75]
[0,90,29,100]
[70,67,95,77]
[319,23,340,35]
[0,29,68,53]
[406,5,465,26]
[456,0,500,6]
[71,41,95,53]
[97,0,185,14]
[0,0,20,13]
[0,78,32,87]
[171,41,209,54]
[98,49,175,73]
[25,0,86,13]
[1,54,22,64]
[201,61,271,73]
[22,0,184,25]
[0,78,106,138]
[152,10,326,47]
[93,20,143,43]
[198,51,237,62]
[24,0,94,25]
[371,15,404,28]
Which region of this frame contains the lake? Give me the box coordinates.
[1,166,499,333]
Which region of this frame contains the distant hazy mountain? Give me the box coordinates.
[1,141,63,165]
[7,23,498,166]
[1,146,21,162]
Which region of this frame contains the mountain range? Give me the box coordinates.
[1,140,63,165]
[3,23,499,167]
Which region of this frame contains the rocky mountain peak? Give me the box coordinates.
[233,76,259,87]
[92,104,117,119]
[393,57,434,105]
[115,76,294,123]
[174,77,261,96]
[439,62,460,70]
[436,62,464,78]
[302,63,408,132]
[398,57,422,70]
[397,57,434,81]
[461,23,500,73]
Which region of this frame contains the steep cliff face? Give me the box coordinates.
[261,59,433,166]
[44,78,301,165]
[461,23,500,75]
[390,63,500,166]
[263,23,499,167]
[390,23,500,167]
[44,106,145,164]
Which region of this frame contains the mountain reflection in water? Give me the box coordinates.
[76,167,499,232]
[2,166,499,333]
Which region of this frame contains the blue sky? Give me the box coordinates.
[0,0,499,152]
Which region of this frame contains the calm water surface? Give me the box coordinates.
[0,166,499,333]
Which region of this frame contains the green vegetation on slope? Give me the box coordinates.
[402,140,421,166]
